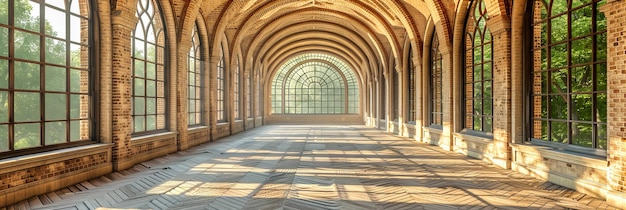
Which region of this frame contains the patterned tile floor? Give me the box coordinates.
[6,125,620,209]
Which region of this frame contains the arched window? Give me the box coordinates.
[531,0,607,149]
[216,44,226,122]
[188,23,202,126]
[430,31,443,126]
[0,0,93,153]
[233,57,240,120]
[132,0,167,134]
[271,54,359,115]
[464,0,493,132]
[408,45,416,123]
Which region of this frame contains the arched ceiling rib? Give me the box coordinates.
[199,0,434,85]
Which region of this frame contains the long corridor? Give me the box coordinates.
[10,125,617,209]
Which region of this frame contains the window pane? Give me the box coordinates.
[15,61,40,90]
[571,37,592,64]
[146,80,156,97]
[598,124,607,149]
[46,66,66,92]
[147,63,156,79]
[0,59,7,88]
[572,94,592,121]
[550,121,568,143]
[134,116,145,132]
[15,30,41,61]
[147,98,156,114]
[45,121,66,145]
[70,69,88,93]
[15,92,40,122]
[0,125,7,151]
[0,91,7,122]
[571,6,592,38]
[45,93,66,120]
[134,61,145,77]
[15,1,40,32]
[146,115,156,130]
[571,123,592,148]
[70,94,80,119]
[0,27,7,56]
[134,78,145,96]
[69,43,86,68]
[571,66,592,93]
[550,95,568,119]
[0,0,6,25]
[45,6,67,39]
[14,123,41,149]
[134,97,145,115]
[597,93,607,122]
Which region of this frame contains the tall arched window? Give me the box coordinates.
[408,45,416,123]
[132,0,167,134]
[233,57,240,120]
[0,0,93,152]
[271,54,359,115]
[430,31,443,126]
[188,23,202,126]
[216,44,226,122]
[531,0,607,149]
[464,0,493,132]
[380,74,386,120]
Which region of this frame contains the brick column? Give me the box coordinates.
[110,9,137,171]
[601,0,626,207]
[412,57,423,141]
[176,42,191,151]
[488,15,512,169]
[440,49,454,151]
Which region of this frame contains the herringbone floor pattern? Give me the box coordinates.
[5,125,619,209]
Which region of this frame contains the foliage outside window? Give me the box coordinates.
[132,0,167,134]
[408,45,416,123]
[430,30,443,126]
[188,23,202,126]
[531,0,607,149]
[234,58,240,120]
[464,0,493,132]
[0,0,92,151]
[271,54,359,115]
[216,45,225,122]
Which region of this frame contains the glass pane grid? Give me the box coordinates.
[530,0,607,149]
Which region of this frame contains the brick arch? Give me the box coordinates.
[254,26,375,85]
[245,10,383,63]
[217,1,401,74]
[485,0,512,18]
[425,0,454,53]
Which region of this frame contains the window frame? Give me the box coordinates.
[430,30,443,127]
[0,0,97,157]
[527,0,608,152]
[187,22,203,127]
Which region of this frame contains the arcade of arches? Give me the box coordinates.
[0,0,626,207]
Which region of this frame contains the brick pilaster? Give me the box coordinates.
[110,8,137,171]
[488,15,512,169]
[441,49,454,151]
[176,43,190,151]
[601,0,626,207]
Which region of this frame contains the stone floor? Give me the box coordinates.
[5,125,619,210]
